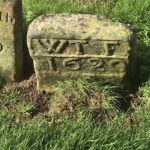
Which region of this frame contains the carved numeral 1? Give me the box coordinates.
[47,58,55,71]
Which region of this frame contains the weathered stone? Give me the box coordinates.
[27,13,136,92]
[0,0,23,82]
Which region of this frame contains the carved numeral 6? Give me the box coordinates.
[63,58,81,71]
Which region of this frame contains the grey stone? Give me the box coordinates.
[27,13,136,92]
[0,0,23,82]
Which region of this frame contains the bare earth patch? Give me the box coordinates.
[0,74,51,116]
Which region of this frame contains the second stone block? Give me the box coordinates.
[0,0,23,82]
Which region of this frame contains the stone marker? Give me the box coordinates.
[0,0,23,82]
[27,13,136,92]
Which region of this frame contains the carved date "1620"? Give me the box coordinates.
[47,57,126,72]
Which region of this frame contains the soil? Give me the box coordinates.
[0,74,51,117]
[0,74,137,124]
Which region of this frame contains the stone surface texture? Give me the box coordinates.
[27,13,136,91]
[0,0,23,82]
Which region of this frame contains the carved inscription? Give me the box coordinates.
[0,11,15,24]
[31,39,127,57]
[48,58,55,71]
[34,57,126,74]
[32,39,88,55]
[63,58,81,71]
[0,0,16,24]
[48,58,125,72]
[31,39,128,73]
[104,41,120,56]
[88,58,105,70]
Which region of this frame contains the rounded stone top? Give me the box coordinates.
[27,13,133,41]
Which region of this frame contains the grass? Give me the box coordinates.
[49,78,120,118]
[0,77,150,150]
[1,97,150,150]
[0,0,150,149]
